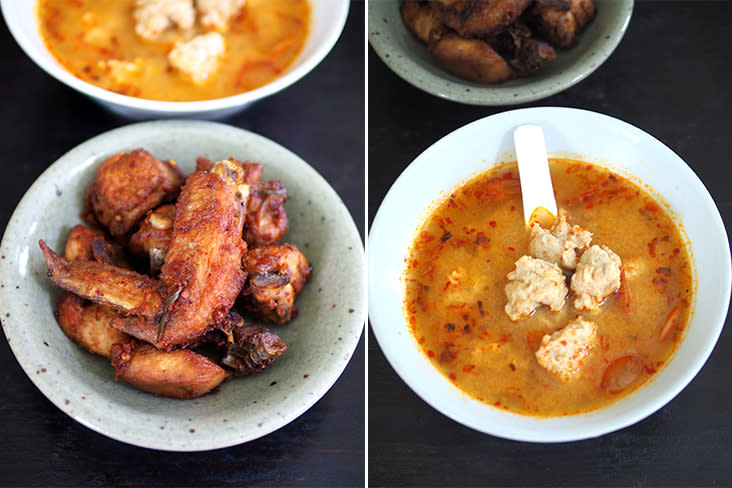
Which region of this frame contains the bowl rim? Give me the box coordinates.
[0,0,350,113]
[0,119,366,451]
[368,0,634,105]
[368,106,731,442]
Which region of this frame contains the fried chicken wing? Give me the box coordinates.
[221,324,286,376]
[40,240,166,319]
[245,181,289,247]
[240,243,312,324]
[435,0,533,37]
[55,293,130,358]
[83,149,184,240]
[155,160,250,349]
[429,31,515,84]
[128,204,176,273]
[195,157,264,184]
[110,343,229,398]
[401,0,443,43]
[532,0,595,48]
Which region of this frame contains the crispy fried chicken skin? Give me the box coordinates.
[245,180,289,247]
[155,160,249,349]
[221,324,287,376]
[83,149,184,240]
[531,0,596,48]
[400,0,594,83]
[401,0,443,43]
[240,243,312,324]
[55,293,130,358]
[40,240,166,319]
[429,31,515,83]
[41,149,311,399]
[128,204,176,273]
[110,343,229,399]
[435,0,533,38]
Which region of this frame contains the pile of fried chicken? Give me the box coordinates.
[401,0,596,83]
[39,149,311,399]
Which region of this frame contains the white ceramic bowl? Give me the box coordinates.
[368,0,633,105]
[368,107,730,442]
[0,120,365,450]
[1,0,349,118]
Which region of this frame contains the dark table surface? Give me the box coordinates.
[0,4,364,488]
[368,2,732,487]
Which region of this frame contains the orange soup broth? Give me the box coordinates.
[38,0,310,101]
[403,159,694,416]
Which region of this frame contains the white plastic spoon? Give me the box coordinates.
[513,124,557,227]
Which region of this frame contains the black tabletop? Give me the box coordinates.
[368,2,732,487]
[0,4,364,488]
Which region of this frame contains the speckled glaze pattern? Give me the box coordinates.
[368,0,634,105]
[0,120,365,451]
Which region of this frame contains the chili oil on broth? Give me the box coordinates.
[403,159,694,417]
[38,0,310,101]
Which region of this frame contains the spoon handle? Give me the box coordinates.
[514,125,557,226]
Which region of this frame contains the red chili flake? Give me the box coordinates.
[510,206,516,211]
[486,259,491,263]
[670,248,680,260]
[489,220,497,228]
[463,364,476,373]
[427,350,435,358]
[449,373,457,381]
[507,246,515,251]
[494,401,501,406]
[560,340,567,346]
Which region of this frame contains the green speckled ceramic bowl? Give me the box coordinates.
[368,0,633,105]
[0,120,365,451]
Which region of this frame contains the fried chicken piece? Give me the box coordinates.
[40,240,166,319]
[220,324,287,376]
[133,0,195,41]
[245,181,289,247]
[63,224,127,266]
[487,21,557,76]
[240,243,312,324]
[532,0,596,48]
[110,343,229,399]
[435,0,533,38]
[55,293,130,358]
[510,37,556,75]
[196,157,264,183]
[153,160,249,349]
[401,0,443,43]
[128,204,176,273]
[428,31,515,84]
[197,0,246,31]
[83,149,184,240]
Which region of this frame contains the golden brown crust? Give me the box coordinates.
[245,181,289,247]
[240,243,312,324]
[401,1,443,43]
[128,204,176,272]
[435,0,533,38]
[83,149,184,239]
[40,240,165,319]
[110,343,229,399]
[55,293,131,358]
[429,32,515,84]
[156,162,249,349]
